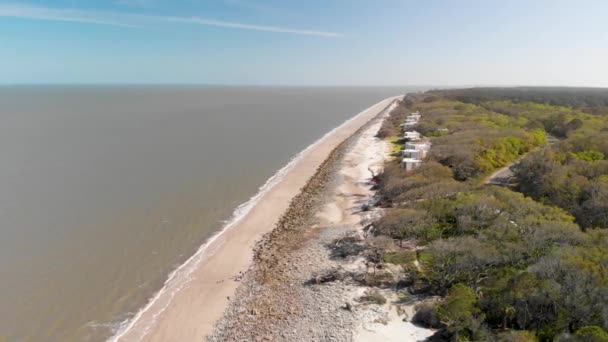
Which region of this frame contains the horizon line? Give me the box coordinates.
[1,83,608,89]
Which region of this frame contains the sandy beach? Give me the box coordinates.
[113,96,401,342]
[207,99,434,341]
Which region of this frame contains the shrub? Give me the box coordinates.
[496,331,539,342]
[423,237,501,290]
[309,267,349,285]
[575,326,608,342]
[437,284,488,340]
[376,103,407,138]
[572,150,605,162]
[412,302,442,328]
[362,271,395,288]
[374,208,429,245]
[383,251,417,265]
[329,235,365,259]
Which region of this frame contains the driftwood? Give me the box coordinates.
[367,167,378,178]
[309,267,349,284]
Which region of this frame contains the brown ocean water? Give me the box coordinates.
[0,86,415,341]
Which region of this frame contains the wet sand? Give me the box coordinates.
[114,96,401,342]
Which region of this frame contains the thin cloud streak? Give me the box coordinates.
[220,0,288,16]
[0,4,140,28]
[113,0,157,8]
[157,16,343,37]
[0,4,342,37]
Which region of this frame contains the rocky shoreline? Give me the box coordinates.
[208,100,434,342]
[208,106,392,341]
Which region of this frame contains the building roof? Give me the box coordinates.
[407,141,431,146]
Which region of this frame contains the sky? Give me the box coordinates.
[1,0,607,86]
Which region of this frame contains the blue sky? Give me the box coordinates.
[1,0,607,85]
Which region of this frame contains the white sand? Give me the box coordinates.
[314,103,435,342]
[354,303,436,342]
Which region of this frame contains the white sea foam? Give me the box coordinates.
[108,96,401,342]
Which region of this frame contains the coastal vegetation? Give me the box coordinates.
[371,88,608,341]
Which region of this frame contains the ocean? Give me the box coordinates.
[0,86,413,341]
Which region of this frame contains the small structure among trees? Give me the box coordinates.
[400,112,431,171]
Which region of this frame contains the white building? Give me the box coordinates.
[407,113,421,121]
[405,141,432,153]
[403,131,421,141]
[401,120,418,128]
[402,158,423,171]
[402,148,423,159]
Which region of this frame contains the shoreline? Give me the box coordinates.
[208,97,434,341]
[112,96,402,342]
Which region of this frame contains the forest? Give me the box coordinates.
[372,89,608,341]
[432,87,608,114]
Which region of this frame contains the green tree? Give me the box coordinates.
[575,326,608,342]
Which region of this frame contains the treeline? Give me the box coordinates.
[371,91,608,341]
[479,100,603,139]
[432,87,608,113]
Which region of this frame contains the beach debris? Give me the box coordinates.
[357,290,387,305]
[362,222,375,237]
[361,197,380,211]
[328,234,365,259]
[233,271,245,282]
[343,301,353,312]
[368,166,378,178]
[309,266,349,284]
